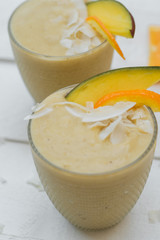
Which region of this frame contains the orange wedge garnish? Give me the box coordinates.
[94,89,160,112]
[86,16,125,60]
[149,26,160,66]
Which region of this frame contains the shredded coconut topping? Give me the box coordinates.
[82,102,136,122]
[67,10,79,26]
[110,123,127,144]
[26,100,153,143]
[99,116,122,141]
[24,108,52,120]
[31,103,45,112]
[58,0,103,55]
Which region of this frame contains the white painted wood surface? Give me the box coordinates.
[0,0,160,239]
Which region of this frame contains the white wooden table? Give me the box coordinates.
[0,1,160,239]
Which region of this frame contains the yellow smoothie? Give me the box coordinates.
[8,0,113,102]
[28,86,157,229]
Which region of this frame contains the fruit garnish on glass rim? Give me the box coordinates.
[86,16,125,59]
[66,66,160,107]
[86,0,135,38]
[86,0,135,59]
[94,89,160,112]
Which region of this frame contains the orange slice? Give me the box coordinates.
[149,26,160,66]
[86,16,125,60]
[94,89,160,112]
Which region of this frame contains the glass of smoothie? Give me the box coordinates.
[27,83,158,230]
[8,0,113,102]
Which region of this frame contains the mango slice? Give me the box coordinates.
[94,89,160,112]
[66,67,160,106]
[87,0,135,38]
[86,16,125,59]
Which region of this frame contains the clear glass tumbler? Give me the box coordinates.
[8,1,114,102]
[28,103,157,230]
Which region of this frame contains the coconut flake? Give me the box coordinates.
[51,101,87,111]
[73,38,90,53]
[64,101,135,123]
[66,48,75,56]
[73,0,88,19]
[88,121,109,129]
[148,210,160,224]
[129,107,147,120]
[65,106,86,118]
[55,0,99,57]
[82,102,135,123]
[110,123,126,144]
[99,116,122,140]
[65,102,93,118]
[91,36,102,47]
[67,10,79,26]
[136,119,153,133]
[51,101,88,118]
[31,103,45,112]
[63,18,84,38]
[75,24,95,38]
[60,38,73,49]
[79,2,88,19]
[122,118,136,128]
[24,108,52,120]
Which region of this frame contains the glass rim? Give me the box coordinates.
[8,1,108,60]
[27,95,158,177]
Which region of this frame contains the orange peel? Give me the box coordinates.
[86,16,125,60]
[94,89,160,112]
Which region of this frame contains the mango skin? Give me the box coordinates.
[65,67,160,106]
[87,0,135,38]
